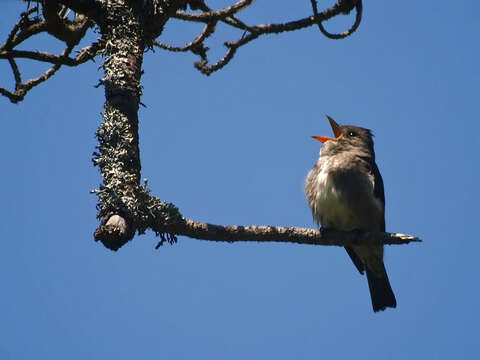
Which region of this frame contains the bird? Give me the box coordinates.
[304,115,396,312]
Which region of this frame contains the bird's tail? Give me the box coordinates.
[366,263,397,312]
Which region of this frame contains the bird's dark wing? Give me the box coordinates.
[371,162,386,232]
[343,160,385,274]
[345,246,365,274]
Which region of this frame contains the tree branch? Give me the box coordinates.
[173,0,255,22]
[93,185,421,251]
[3,7,46,50]
[159,218,420,249]
[2,0,364,102]
[153,21,215,53]
[0,1,98,103]
[0,49,76,65]
[95,207,420,252]
[161,0,364,75]
[8,58,22,86]
[0,33,105,103]
[311,0,362,39]
[0,43,74,103]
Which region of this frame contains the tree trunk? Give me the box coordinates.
[93,0,147,249]
[91,1,191,250]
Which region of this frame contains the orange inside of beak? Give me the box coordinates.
[312,136,334,143]
[312,115,343,143]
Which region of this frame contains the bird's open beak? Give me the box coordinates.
[312,115,343,143]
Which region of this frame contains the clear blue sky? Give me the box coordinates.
[1,1,478,359]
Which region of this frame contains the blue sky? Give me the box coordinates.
[1,1,478,359]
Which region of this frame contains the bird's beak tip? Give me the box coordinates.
[325,115,343,138]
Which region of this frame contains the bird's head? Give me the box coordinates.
[312,115,375,157]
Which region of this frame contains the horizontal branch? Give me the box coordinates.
[94,199,420,251]
[0,49,78,65]
[160,219,421,248]
[173,0,255,22]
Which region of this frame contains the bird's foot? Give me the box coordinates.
[319,226,332,236]
[351,229,367,245]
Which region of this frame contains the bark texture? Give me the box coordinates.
[92,0,185,250]
[158,219,420,249]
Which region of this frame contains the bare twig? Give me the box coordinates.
[311,0,362,39]
[0,49,76,65]
[163,0,364,75]
[0,1,99,103]
[4,7,37,47]
[0,43,75,103]
[154,21,216,52]
[8,58,22,87]
[75,40,104,62]
[173,0,255,22]
[2,0,365,102]
[0,3,103,103]
[2,7,46,50]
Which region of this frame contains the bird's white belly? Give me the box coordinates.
[313,168,357,230]
[306,163,383,231]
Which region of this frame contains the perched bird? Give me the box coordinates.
[305,115,396,312]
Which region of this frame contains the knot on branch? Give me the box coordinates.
[93,180,183,251]
[94,214,136,251]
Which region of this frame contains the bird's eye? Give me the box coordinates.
[348,131,356,137]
